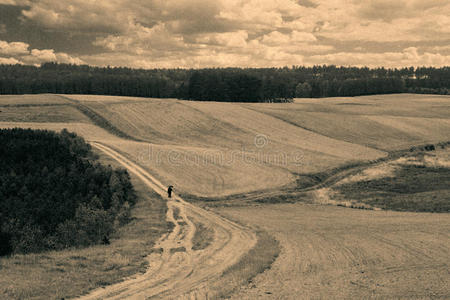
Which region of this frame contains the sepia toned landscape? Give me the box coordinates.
[0,93,449,299]
[1,1,450,299]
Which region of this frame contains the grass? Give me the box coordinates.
[0,149,170,300]
[170,247,187,254]
[172,206,181,220]
[335,164,450,212]
[58,95,142,141]
[208,230,280,299]
[62,96,387,196]
[0,104,89,123]
[185,142,450,209]
[8,94,449,198]
[189,219,215,251]
[0,94,68,105]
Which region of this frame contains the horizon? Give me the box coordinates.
[0,1,450,69]
[3,62,450,71]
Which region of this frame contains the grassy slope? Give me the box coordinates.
[60,94,450,198]
[332,148,450,212]
[250,94,450,151]
[0,105,90,123]
[0,94,68,105]
[0,146,170,300]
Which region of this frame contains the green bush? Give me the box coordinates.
[0,128,137,255]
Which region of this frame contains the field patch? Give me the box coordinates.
[217,203,450,299]
[105,140,295,197]
[0,122,123,142]
[2,94,450,198]
[331,148,450,212]
[0,94,68,105]
[0,105,89,123]
[61,94,155,104]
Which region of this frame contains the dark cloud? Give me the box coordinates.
[0,4,104,55]
[0,1,449,68]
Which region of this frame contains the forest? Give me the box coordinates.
[0,63,449,102]
[0,128,136,256]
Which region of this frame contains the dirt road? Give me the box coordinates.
[76,142,256,299]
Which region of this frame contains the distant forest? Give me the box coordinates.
[0,128,136,256]
[0,63,449,102]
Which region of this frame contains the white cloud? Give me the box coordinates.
[0,57,22,65]
[30,48,57,62]
[0,41,29,56]
[0,40,84,66]
[196,31,249,48]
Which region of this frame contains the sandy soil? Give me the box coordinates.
[217,203,450,299]
[74,142,256,299]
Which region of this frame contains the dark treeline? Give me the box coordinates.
[0,128,136,256]
[0,63,449,102]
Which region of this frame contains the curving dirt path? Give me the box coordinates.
[75,142,257,299]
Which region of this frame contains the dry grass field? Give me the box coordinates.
[216,203,450,299]
[59,94,450,197]
[1,93,450,299]
[250,94,450,151]
[0,122,122,143]
[0,94,68,105]
[0,94,90,123]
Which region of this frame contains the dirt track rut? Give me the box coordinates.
[75,142,256,299]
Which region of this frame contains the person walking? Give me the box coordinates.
[167,185,173,198]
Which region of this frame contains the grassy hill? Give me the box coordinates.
[1,93,450,197]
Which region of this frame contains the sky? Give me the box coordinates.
[0,0,449,69]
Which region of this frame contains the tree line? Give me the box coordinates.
[0,63,449,102]
[0,128,137,256]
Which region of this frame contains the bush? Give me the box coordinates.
[0,128,137,255]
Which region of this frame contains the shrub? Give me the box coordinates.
[0,128,137,255]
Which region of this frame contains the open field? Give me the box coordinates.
[1,93,450,299]
[0,122,122,142]
[249,94,450,151]
[3,94,450,197]
[0,105,89,123]
[217,203,450,299]
[0,94,68,105]
[60,93,450,197]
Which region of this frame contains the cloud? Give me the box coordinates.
[0,0,16,4]
[357,0,449,21]
[196,31,249,48]
[0,40,29,55]
[0,40,84,65]
[261,31,316,46]
[306,47,450,68]
[0,0,449,68]
[0,56,21,64]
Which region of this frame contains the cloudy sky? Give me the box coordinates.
[0,0,449,68]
